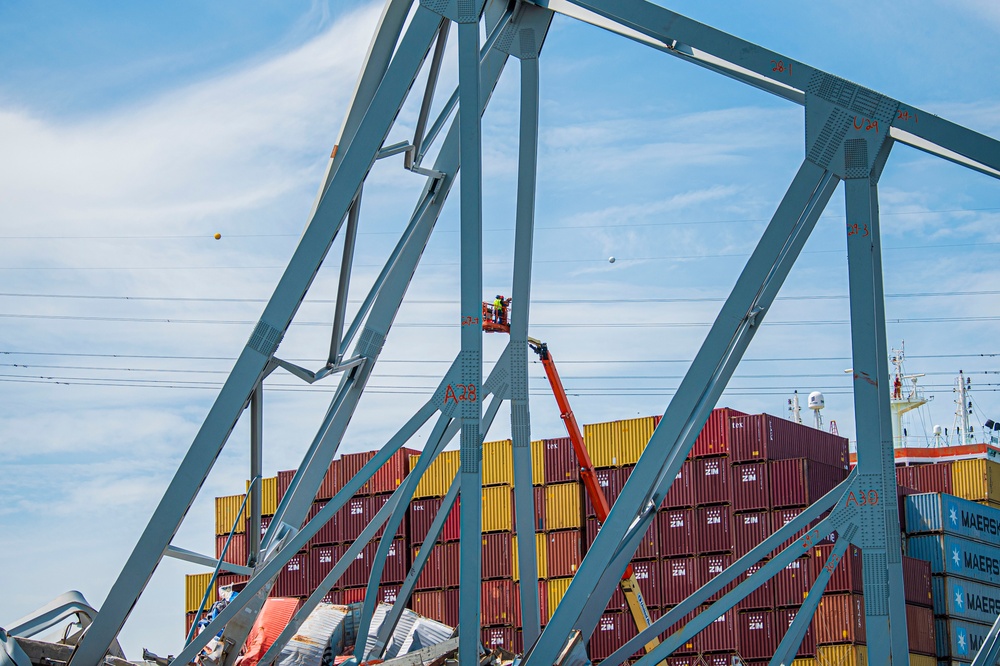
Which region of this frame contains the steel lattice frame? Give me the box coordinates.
[64,1,1000,666]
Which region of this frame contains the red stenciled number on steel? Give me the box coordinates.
[896,109,918,123]
[461,315,480,326]
[824,553,841,573]
[801,528,821,549]
[770,59,792,74]
[853,116,879,132]
[443,383,477,404]
[847,223,870,238]
[845,489,879,508]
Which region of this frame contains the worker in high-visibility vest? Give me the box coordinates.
[493,295,505,324]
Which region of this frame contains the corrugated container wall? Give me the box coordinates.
[339,450,376,494]
[932,576,1000,624]
[215,494,246,535]
[481,532,513,579]
[692,407,746,458]
[813,593,866,644]
[185,573,216,613]
[482,439,514,487]
[896,462,953,495]
[317,459,341,500]
[543,437,579,484]
[730,414,847,468]
[245,477,278,515]
[547,577,573,622]
[546,529,583,578]
[732,462,769,512]
[952,458,1000,506]
[814,645,867,666]
[512,532,547,581]
[410,451,460,499]
[370,448,417,495]
[737,610,778,660]
[545,482,583,530]
[907,533,1000,585]
[903,492,1000,544]
[481,485,513,533]
[583,416,655,468]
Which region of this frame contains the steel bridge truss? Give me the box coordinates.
[65,1,1000,665]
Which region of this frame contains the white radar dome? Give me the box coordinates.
[808,391,825,411]
[933,425,943,436]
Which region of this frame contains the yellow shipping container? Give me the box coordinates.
[791,660,816,666]
[483,439,513,487]
[245,476,278,516]
[410,450,461,499]
[909,655,935,666]
[547,577,573,623]
[482,485,513,533]
[185,573,216,613]
[513,532,548,581]
[530,439,545,486]
[545,482,583,530]
[952,458,1000,504]
[616,416,655,466]
[215,494,246,535]
[584,421,618,468]
[816,645,867,666]
[583,417,655,468]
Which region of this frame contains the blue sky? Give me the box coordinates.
[2,0,1000,657]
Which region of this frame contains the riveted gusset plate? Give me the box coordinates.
[420,0,484,23]
[495,5,553,60]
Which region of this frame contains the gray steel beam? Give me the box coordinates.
[524,159,839,666]
[248,385,262,567]
[408,19,449,169]
[328,193,361,366]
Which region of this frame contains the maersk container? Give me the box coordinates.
[657,508,695,557]
[952,458,1000,505]
[545,482,583,530]
[512,532,547,581]
[660,557,700,606]
[736,610,778,660]
[907,533,1000,586]
[732,462,769,512]
[931,575,1000,624]
[693,457,731,506]
[935,617,994,661]
[543,437,580,484]
[904,492,1000,545]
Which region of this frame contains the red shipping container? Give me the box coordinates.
[306,501,339,547]
[515,580,548,627]
[342,587,366,604]
[896,462,953,495]
[273,552,310,597]
[547,529,583,578]
[634,514,659,560]
[317,458,342,501]
[590,612,627,661]
[310,544,337,589]
[413,589,460,627]
[773,557,815,607]
[370,537,408,584]
[734,562,775,611]
[692,407,747,458]
[813,543,863,594]
[906,603,936,655]
[322,589,342,604]
[216,532,248,566]
[370,494,407,540]
[771,508,830,551]
[693,457,731,506]
[694,505,733,554]
[630,560,662,608]
[585,467,631,517]
[661,460,696,509]
[776,607,816,656]
[413,543,452,590]
[700,553,737,602]
[341,496,373,542]
[482,532,514,579]
[737,610,778,660]
[258,514,272,543]
[657,606,699,654]
[370,448,418,495]
[482,579,518,626]
[408,497,440,545]
[697,607,738,653]
[658,509,696,557]
[702,656,742,666]
[544,437,580,484]
[377,584,401,606]
[769,458,847,509]
[813,593,866,644]
[660,557,700,606]
[342,545,371,588]
[733,511,769,558]
[276,469,296,503]
[730,414,848,468]
[339,451,376,494]
[482,626,521,654]
[903,556,933,608]
[732,462,769,513]
[216,573,249,598]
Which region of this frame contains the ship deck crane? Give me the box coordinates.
[483,300,662,660]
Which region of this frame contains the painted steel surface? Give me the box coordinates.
[813,543,863,594]
[952,458,1000,505]
[657,508,695,557]
[409,451,459,499]
[185,573,215,613]
[215,573,248,597]
[696,607,737,652]
[907,533,1000,586]
[733,510,769,558]
[544,482,583,530]
[736,609,778,660]
[693,457,731,506]
[732,462,769,512]
[777,607,816,656]
[905,603,936,655]
[769,458,847,509]
[481,532,514,579]
[543,437,579,484]
[814,592,866,644]
[342,546,371,588]
[932,575,1000,624]
[935,617,994,660]
[733,562,775,611]
[904,492,1000,544]
[896,462,953,495]
[215,494,247,535]
[481,485,513,533]
[632,514,659,560]
[533,485,545,532]
[694,505,733,554]
[660,459,695,508]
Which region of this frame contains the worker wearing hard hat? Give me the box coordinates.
[493,295,505,324]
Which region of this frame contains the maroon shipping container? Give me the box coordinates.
[515,580,548,627]
[342,545,370,588]
[660,557,701,606]
[733,511,769,558]
[317,458,342,501]
[216,532,248,566]
[630,560,662,608]
[697,607,738,652]
[322,589,342,604]
[737,610,778,660]
[773,557,815,607]
[896,462,953,495]
[370,448,418,495]
[547,529,583,578]
[903,556,933,608]
[702,656,742,666]
[370,494,407,540]
[342,587,366,604]
[309,544,337,589]
[734,562,775,611]
[590,612,636,661]
[661,460,696,509]
[700,554,737,602]
[258,514,272,543]
[341,496,372,542]
[658,509,696,558]
[339,451,376,494]
[409,497,461,544]
[413,588,460,627]
[776,607,816,656]
[273,552,310,597]
[482,579,518,626]
[813,593,866,645]
[635,514,659,560]
[772,507,832,552]
[730,414,849,468]
[306,501,340,547]
[692,407,747,458]
[906,603,936,655]
[544,437,580,484]
[813,543,863,594]
[413,542,460,590]
[585,467,631,517]
[277,469,296,503]
[694,505,733,554]
[370,537,408,584]
[482,626,521,654]
[533,486,546,532]
[216,573,249,597]
[693,457,731,506]
[377,584,401,606]
[482,532,514,579]
[732,462,769,513]
[769,458,847,509]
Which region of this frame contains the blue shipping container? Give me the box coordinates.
[904,492,1000,545]
[935,617,994,661]
[908,533,1000,586]
[931,575,1000,624]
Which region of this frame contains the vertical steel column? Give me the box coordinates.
[508,48,542,644]
[456,5,485,662]
[248,384,263,566]
[844,169,909,663]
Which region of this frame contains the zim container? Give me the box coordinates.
[769,458,847,509]
[482,627,521,654]
[696,607,737,653]
[732,462,769,513]
[736,610,778,660]
[412,542,460,590]
[700,553,738,602]
[544,437,580,484]
[773,557,816,607]
[410,450,460,499]
[630,559,662,608]
[693,457,731,506]
[907,532,1000,586]
[546,529,583,578]
[692,407,746,458]
[590,612,640,661]
[733,511,769,558]
[513,532,548,581]
[273,552,310,598]
[658,508,696,558]
[585,468,630,517]
[309,544,337,589]
[660,460,696,509]
[813,593,866,645]
[369,537,408,584]
[729,414,848,468]
[482,579,518,625]
[660,557,700,606]
[952,458,1000,505]
[903,492,1000,546]
[931,575,1000,624]
[935,617,994,661]
[776,607,816,656]
[694,505,733,554]
[733,562,775,611]
[545,482,583,530]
